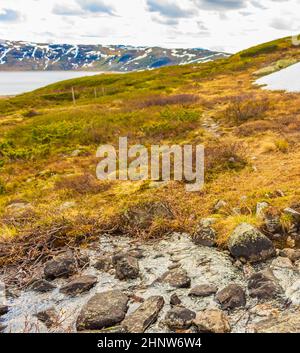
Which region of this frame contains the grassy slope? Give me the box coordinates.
[1,35,300,265]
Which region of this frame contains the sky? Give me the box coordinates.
[0,0,299,53]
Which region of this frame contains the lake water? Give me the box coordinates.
[256,62,300,92]
[0,71,103,96]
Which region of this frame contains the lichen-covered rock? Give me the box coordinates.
[192,225,216,247]
[113,255,139,280]
[254,310,300,333]
[29,279,56,293]
[158,268,191,288]
[165,307,196,330]
[248,269,282,299]
[215,284,246,310]
[189,284,218,297]
[193,309,231,333]
[60,275,98,296]
[228,223,275,263]
[122,296,164,333]
[76,290,129,331]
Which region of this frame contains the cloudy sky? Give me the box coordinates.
[0,0,299,52]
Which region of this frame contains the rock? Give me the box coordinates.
[215,284,246,310]
[227,223,275,263]
[113,256,139,280]
[193,309,231,333]
[59,201,76,211]
[0,324,6,332]
[76,290,129,331]
[158,268,191,288]
[44,256,76,280]
[189,284,218,297]
[192,224,217,247]
[256,202,269,218]
[270,256,294,269]
[200,218,217,228]
[0,305,9,316]
[29,279,56,293]
[35,308,60,329]
[254,310,300,333]
[264,215,282,234]
[284,208,300,222]
[248,269,282,299]
[287,236,296,248]
[170,293,182,306]
[214,200,227,212]
[122,296,164,333]
[165,307,196,330]
[60,275,98,296]
[93,255,113,272]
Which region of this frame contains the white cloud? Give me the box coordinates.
[0,0,299,53]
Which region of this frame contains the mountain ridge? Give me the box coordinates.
[0,39,230,72]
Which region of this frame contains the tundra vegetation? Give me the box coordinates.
[0,35,300,274]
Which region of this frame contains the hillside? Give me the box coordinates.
[1,35,300,333]
[0,40,229,72]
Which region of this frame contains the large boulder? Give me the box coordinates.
[76,290,129,331]
[248,269,282,299]
[165,307,196,330]
[60,275,98,296]
[193,309,231,333]
[122,296,164,333]
[157,268,191,288]
[215,284,246,310]
[227,223,275,263]
[254,310,300,333]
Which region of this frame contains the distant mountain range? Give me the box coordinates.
[0,40,230,72]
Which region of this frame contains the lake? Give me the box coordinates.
[256,62,300,92]
[0,71,103,96]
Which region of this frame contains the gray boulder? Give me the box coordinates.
[228,223,275,263]
[44,256,77,280]
[76,290,128,331]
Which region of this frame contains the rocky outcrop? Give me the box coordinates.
[248,269,282,299]
[165,307,196,330]
[227,223,275,263]
[189,284,218,297]
[158,268,191,288]
[29,279,56,293]
[215,284,246,310]
[254,310,300,333]
[122,296,164,333]
[76,290,129,331]
[193,309,231,333]
[60,275,98,296]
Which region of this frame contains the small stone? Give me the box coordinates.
[227,223,275,263]
[93,255,113,272]
[76,290,129,331]
[122,296,164,333]
[192,225,216,247]
[215,284,246,310]
[35,308,60,329]
[0,305,9,316]
[165,307,196,330]
[29,279,56,293]
[248,269,282,299]
[44,256,76,280]
[193,309,231,333]
[280,248,300,262]
[60,275,98,296]
[114,256,139,280]
[214,200,227,212]
[189,284,218,297]
[256,202,269,218]
[270,256,294,269]
[170,293,182,306]
[287,236,296,248]
[158,268,191,288]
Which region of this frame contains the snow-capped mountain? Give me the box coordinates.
[0,40,230,72]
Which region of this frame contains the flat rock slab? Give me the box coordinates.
[215,284,246,310]
[76,290,129,331]
[60,275,98,296]
[189,284,218,297]
[194,309,231,333]
[29,279,56,293]
[158,268,191,288]
[254,310,300,333]
[165,307,196,330]
[122,296,164,333]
